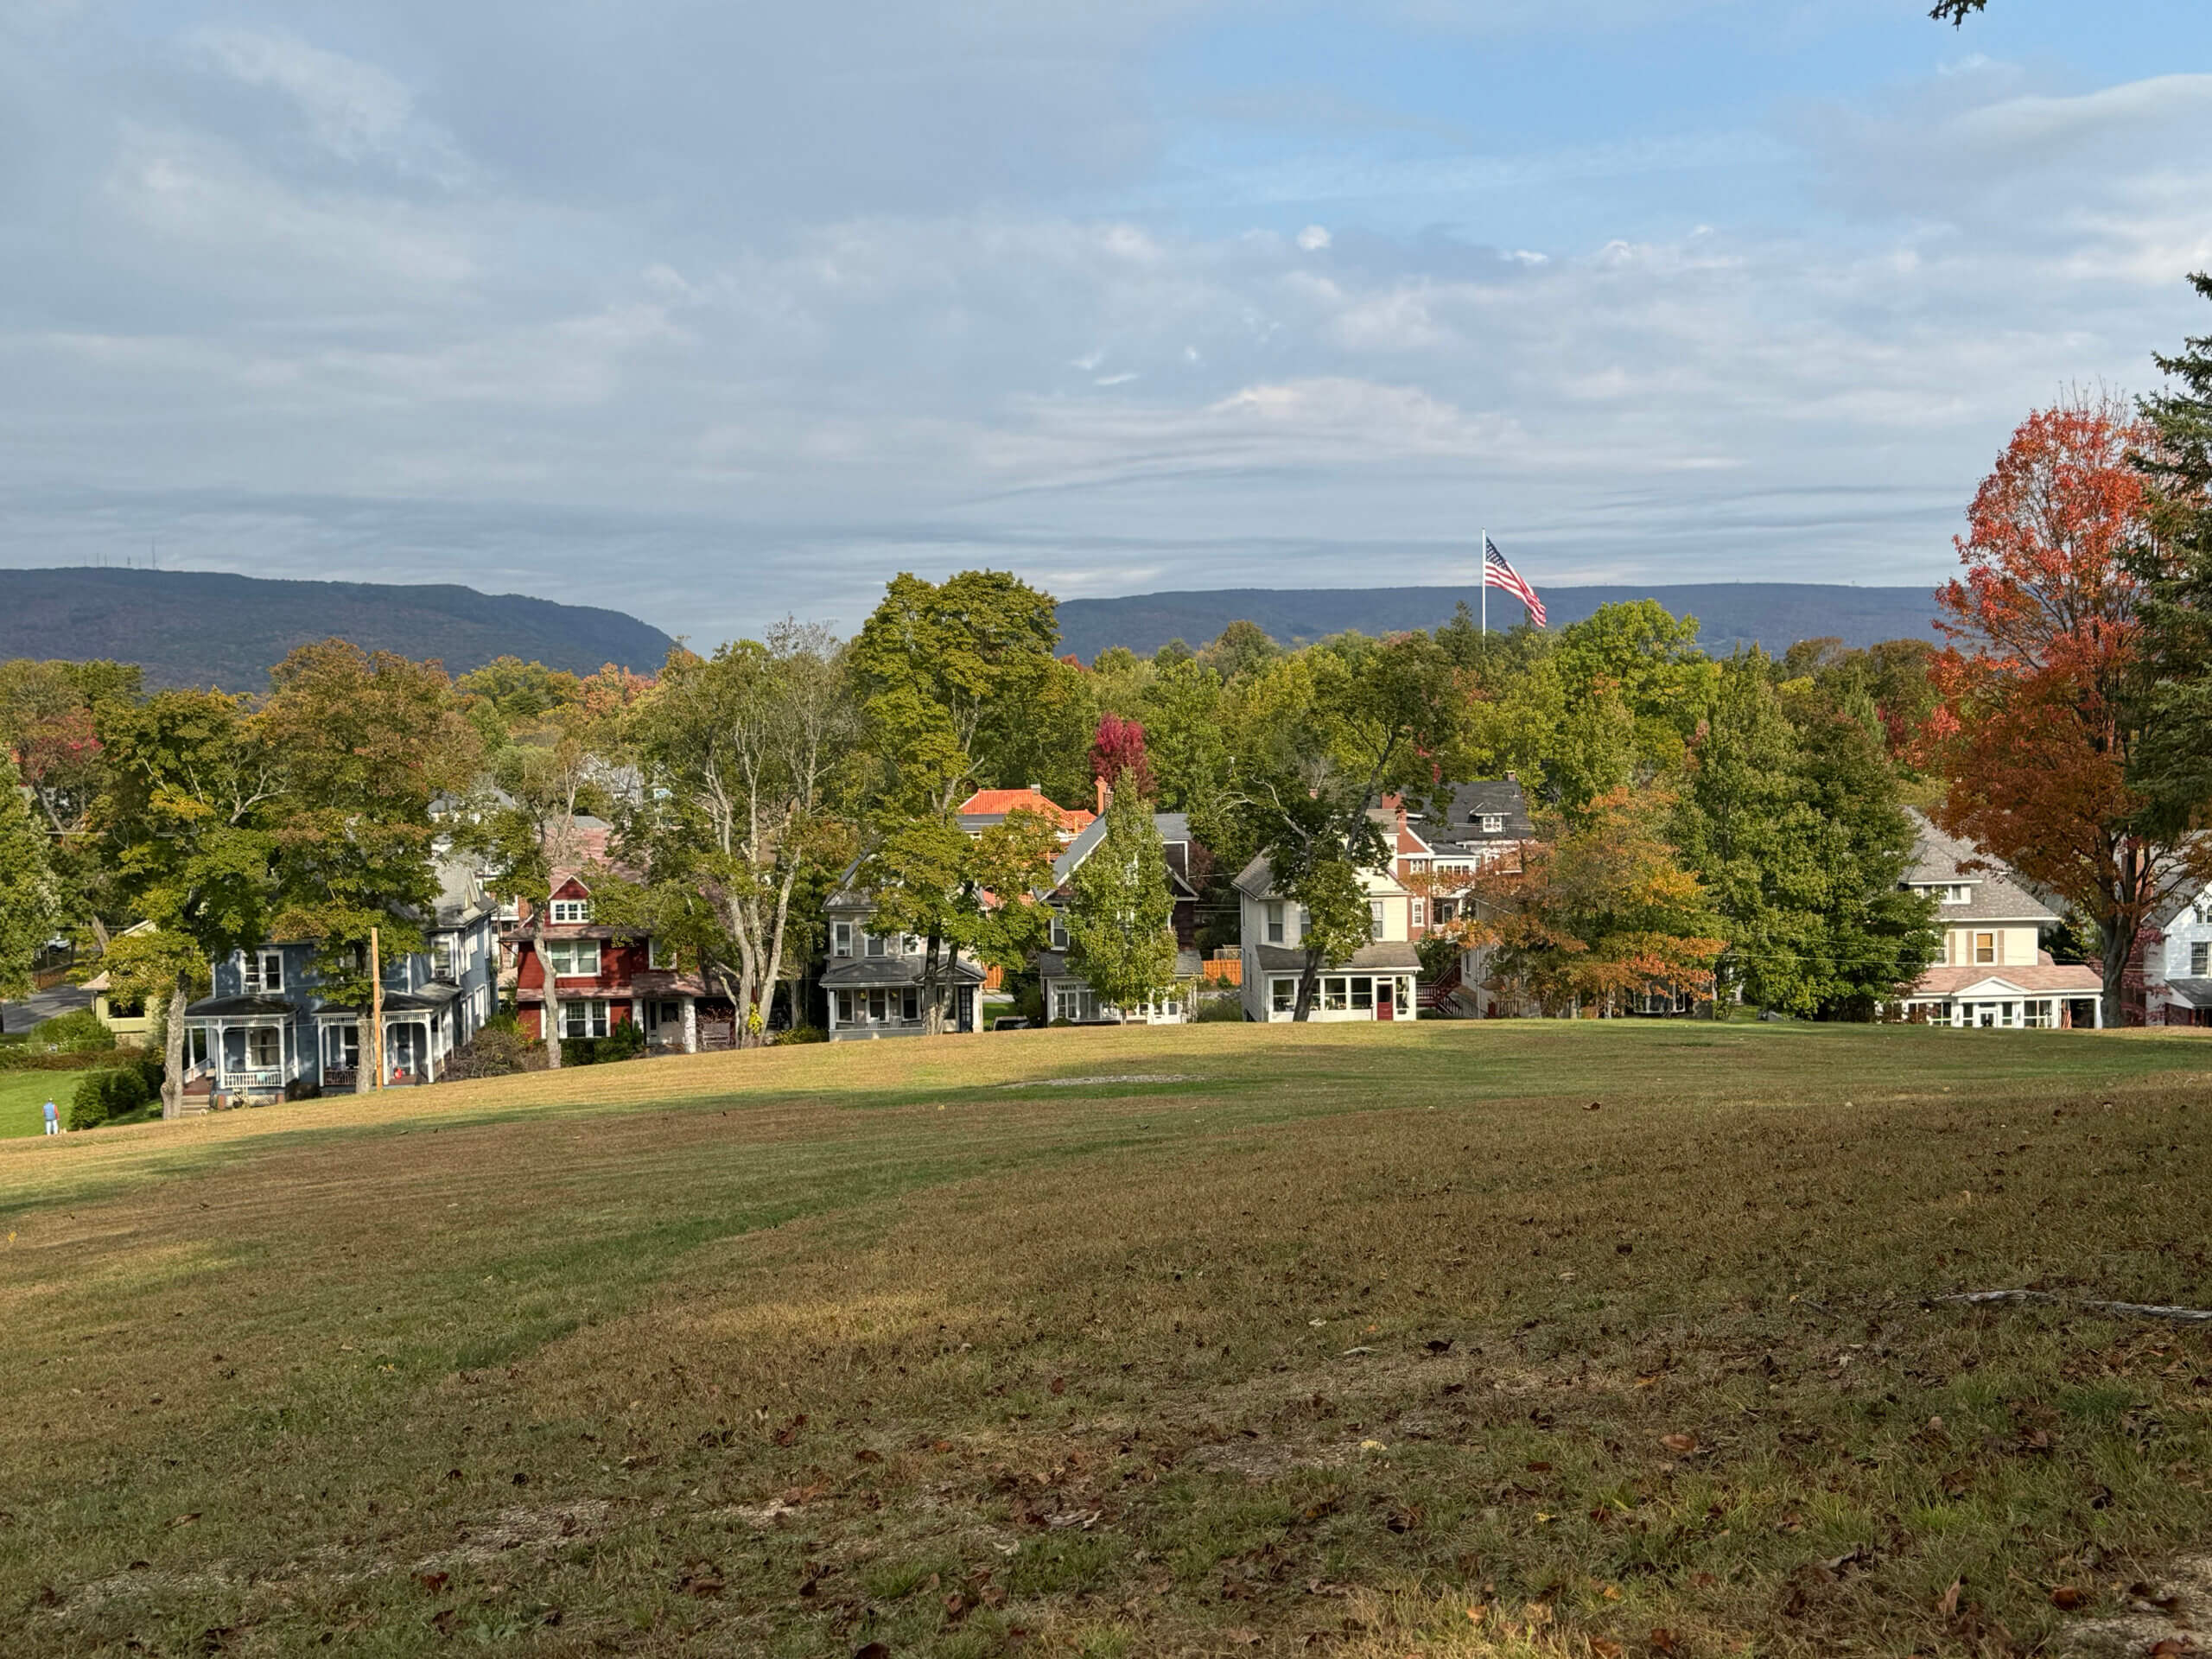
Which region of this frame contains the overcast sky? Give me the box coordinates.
[3,0,2209,642]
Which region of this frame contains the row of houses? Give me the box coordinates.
[139,778,2212,1103]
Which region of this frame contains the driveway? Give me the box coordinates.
[0,982,92,1038]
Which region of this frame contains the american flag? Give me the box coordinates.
[1483,536,1546,627]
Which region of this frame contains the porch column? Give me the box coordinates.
[2093,998,2105,1030]
[683,997,697,1053]
[424,1022,436,1084]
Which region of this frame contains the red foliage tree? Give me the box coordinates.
[1088,713,1156,801]
[1926,395,2207,1025]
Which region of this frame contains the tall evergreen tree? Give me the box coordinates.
[2131,272,2212,844]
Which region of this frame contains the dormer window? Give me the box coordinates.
[550,899,591,925]
[1479,814,1503,835]
[1942,884,1971,905]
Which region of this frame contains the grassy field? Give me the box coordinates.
[3,1020,2210,1658]
[0,1070,71,1138]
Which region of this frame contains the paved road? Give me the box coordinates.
[0,983,92,1038]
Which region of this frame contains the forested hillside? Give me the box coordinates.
[0,569,674,689]
[1056,582,1941,661]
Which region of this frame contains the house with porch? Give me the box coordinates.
[1234,827,1422,1023]
[506,873,735,1052]
[81,919,159,1045]
[1392,779,1535,1016]
[1892,812,2103,1029]
[2134,867,2212,1027]
[1035,810,1205,1024]
[821,785,1105,1040]
[181,857,501,1108]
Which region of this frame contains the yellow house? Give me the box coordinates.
[1895,813,2104,1028]
[82,920,159,1045]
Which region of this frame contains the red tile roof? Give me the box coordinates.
[958,787,1094,831]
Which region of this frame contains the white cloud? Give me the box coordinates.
[1296,224,1332,251]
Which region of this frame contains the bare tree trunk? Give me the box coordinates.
[162,977,188,1120]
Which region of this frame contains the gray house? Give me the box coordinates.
[1034,810,1205,1024]
[181,857,500,1108]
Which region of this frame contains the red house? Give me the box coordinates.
[505,874,736,1052]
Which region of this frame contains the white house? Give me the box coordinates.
[1036,809,1204,1024]
[2138,868,2212,1028]
[1893,812,2103,1029]
[1234,826,1421,1023]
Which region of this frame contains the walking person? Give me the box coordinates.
[42,1097,60,1135]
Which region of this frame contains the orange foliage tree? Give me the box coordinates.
[1926,395,2207,1025]
[1452,786,1726,1017]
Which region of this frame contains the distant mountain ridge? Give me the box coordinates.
[1053,583,1944,660]
[0,568,676,690]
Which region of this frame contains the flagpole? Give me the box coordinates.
[1480,528,1487,637]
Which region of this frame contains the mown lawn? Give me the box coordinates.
[2,1020,2209,1658]
[0,1069,71,1138]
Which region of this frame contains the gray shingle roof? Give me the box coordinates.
[1249,942,1420,972]
[1902,810,2061,925]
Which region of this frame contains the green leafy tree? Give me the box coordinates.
[0,658,142,950]
[469,698,620,1071]
[0,753,65,1000]
[1230,632,1456,1019]
[259,643,482,1085]
[98,690,283,1115]
[1065,767,1178,1018]
[1675,653,1938,1018]
[850,571,1065,1030]
[625,625,858,1046]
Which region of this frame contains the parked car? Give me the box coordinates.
[992,1016,1034,1031]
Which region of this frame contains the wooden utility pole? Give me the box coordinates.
[369,926,385,1091]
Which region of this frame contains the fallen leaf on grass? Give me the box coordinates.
[1048,1376,1066,1395]
[1659,1433,1697,1455]
[1938,1578,1962,1618]
[1649,1629,1680,1655]
[169,1513,200,1528]
[1225,1629,1260,1646]
[854,1448,882,1464]
[1592,1642,1624,1659]
[413,1573,448,1595]
[2049,1586,2084,1610]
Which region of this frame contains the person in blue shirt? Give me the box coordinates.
[42,1097,60,1135]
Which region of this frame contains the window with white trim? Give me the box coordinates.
[1411,898,1425,928]
[1270,976,1295,1014]
[543,938,601,977]
[2194,942,2209,977]
[240,949,285,994]
[648,937,675,969]
[1265,901,1285,944]
[1049,912,1069,950]
[831,921,854,958]
[1480,814,1503,835]
[863,930,888,958]
[247,1027,281,1067]
[430,935,456,981]
[561,1000,610,1039]
[1368,900,1385,941]
[549,899,591,925]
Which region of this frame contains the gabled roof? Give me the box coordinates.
[957,788,1094,836]
[1905,963,2101,997]
[1902,811,2063,925]
[1412,780,1534,849]
[1050,811,1199,894]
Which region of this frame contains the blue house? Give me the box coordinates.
[181,857,500,1109]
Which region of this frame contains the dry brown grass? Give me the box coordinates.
[3,1020,2210,1657]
